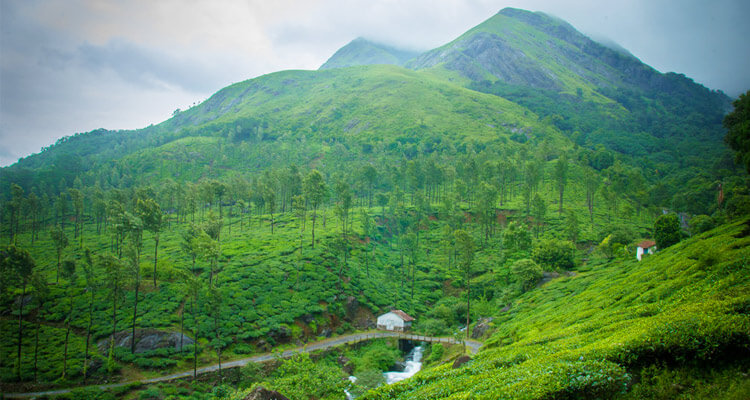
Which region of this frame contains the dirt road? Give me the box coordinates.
[4,331,481,398]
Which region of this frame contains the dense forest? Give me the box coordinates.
[1,8,748,400]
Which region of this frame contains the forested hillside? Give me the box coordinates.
[1,7,748,400]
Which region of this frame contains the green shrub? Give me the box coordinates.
[233,343,254,354]
[655,214,681,249]
[510,258,543,292]
[532,239,575,271]
[690,214,715,235]
[425,343,444,364]
[138,386,162,400]
[415,318,449,336]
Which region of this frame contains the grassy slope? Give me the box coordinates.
[115,64,568,186]
[362,218,750,399]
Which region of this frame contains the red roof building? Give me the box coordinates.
[636,240,657,261]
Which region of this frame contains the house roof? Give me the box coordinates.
[389,309,415,322]
[637,240,656,248]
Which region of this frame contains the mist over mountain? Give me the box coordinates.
[319,37,420,70]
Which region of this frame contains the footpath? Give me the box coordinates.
[4,331,482,398]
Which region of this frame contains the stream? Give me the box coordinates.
[344,344,425,399]
[383,345,424,384]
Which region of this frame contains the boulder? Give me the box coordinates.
[97,329,194,354]
[471,317,493,339]
[344,296,359,318]
[338,355,354,374]
[452,355,471,369]
[269,325,292,343]
[243,386,290,400]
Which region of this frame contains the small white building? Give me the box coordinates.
[636,240,657,261]
[376,310,415,332]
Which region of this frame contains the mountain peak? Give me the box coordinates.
[406,8,657,92]
[319,37,419,70]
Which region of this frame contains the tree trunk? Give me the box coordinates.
[33,310,40,383]
[84,291,93,383]
[192,298,197,379]
[16,281,26,381]
[62,295,73,379]
[311,207,317,248]
[215,312,222,378]
[465,266,470,355]
[131,274,139,354]
[179,303,184,353]
[153,234,159,288]
[56,252,61,284]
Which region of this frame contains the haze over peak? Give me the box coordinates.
[319,37,420,70]
[1,1,749,167]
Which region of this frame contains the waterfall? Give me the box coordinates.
[383,345,424,384]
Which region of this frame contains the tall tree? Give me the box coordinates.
[55,192,68,232]
[26,192,41,245]
[361,164,378,207]
[101,254,124,375]
[82,249,97,383]
[584,168,599,225]
[554,154,568,214]
[454,229,475,354]
[182,271,202,379]
[334,179,353,267]
[208,285,224,377]
[195,229,220,287]
[180,224,202,274]
[477,181,498,243]
[264,184,276,234]
[1,245,35,381]
[303,170,327,248]
[30,272,48,383]
[359,208,372,278]
[137,198,162,288]
[292,195,306,283]
[9,183,24,242]
[49,226,68,283]
[60,258,76,380]
[532,194,546,238]
[564,210,580,243]
[68,188,84,246]
[125,243,142,354]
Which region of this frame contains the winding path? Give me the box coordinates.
[4,331,482,399]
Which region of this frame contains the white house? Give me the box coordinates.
[636,240,657,261]
[376,310,415,332]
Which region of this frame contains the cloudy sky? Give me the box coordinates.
[1,0,749,167]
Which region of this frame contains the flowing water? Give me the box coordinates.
[344,344,425,398]
[344,376,357,400]
[383,345,424,384]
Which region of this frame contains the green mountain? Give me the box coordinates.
[319,37,420,70]
[1,9,735,215]
[1,7,747,400]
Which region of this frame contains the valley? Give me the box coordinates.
[1,7,748,400]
